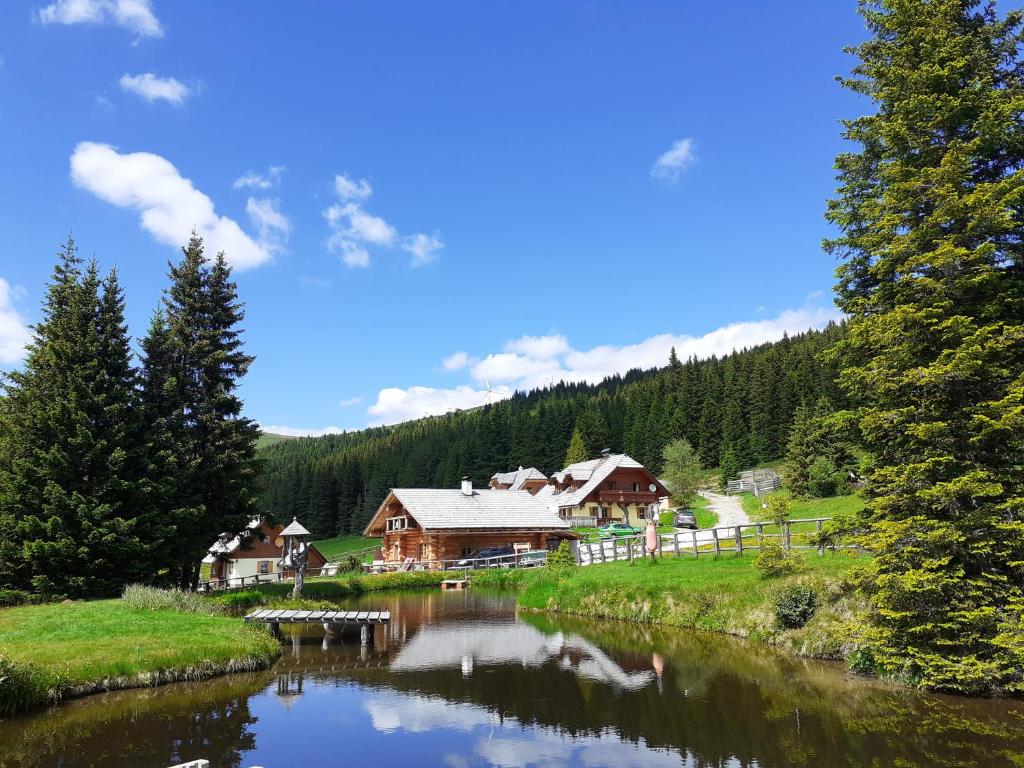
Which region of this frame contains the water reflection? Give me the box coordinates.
[1,589,1022,768]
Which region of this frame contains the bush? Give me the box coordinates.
[0,654,54,718]
[848,647,878,676]
[547,541,577,570]
[340,554,363,573]
[807,456,848,498]
[755,540,803,578]
[0,589,37,608]
[121,584,222,615]
[658,511,675,526]
[774,584,817,628]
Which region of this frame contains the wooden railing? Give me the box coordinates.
[594,490,659,505]
[576,517,836,565]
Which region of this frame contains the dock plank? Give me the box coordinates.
[355,611,369,621]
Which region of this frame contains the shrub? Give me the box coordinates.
[547,541,577,570]
[121,584,221,615]
[0,589,37,608]
[848,647,878,676]
[764,494,792,527]
[774,584,817,629]
[658,511,675,527]
[0,654,54,718]
[755,540,803,578]
[807,456,848,498]
[340,554,364,573]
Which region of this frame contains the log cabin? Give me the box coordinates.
[363,478,578,565]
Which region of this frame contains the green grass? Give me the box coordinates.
[471,551,868,660]
[312,534,378,560]
[255,431,297,449]
[689,494,718,528]
[741,489,866,521]
[0,600,280,716]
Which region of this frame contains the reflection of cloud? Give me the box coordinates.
[363,690,692,768]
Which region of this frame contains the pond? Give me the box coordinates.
[2,590,1023,768]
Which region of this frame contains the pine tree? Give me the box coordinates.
[719,447,740,492]
[826,0,1024,693]
[564,428,588,466]
[162,237,260,588]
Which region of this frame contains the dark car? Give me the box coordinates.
[455,545,514,568]
[673,510,698,529]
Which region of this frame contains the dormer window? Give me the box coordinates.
[386,516,409,532]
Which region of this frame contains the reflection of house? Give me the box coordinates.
[534,452,669,526]
[363,479,578,565]
[202,519,326,585]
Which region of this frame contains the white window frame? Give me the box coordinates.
[386,516,408,532]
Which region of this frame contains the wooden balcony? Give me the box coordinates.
[595,490,659,505]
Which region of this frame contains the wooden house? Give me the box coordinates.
[363,478,578,565]
[202,519,326,585]
[535,452,670,526]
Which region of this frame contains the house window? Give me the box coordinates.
[257,560,271,575]
[392,542,400,559]
[633,482,642,492]
[419,543,429,561]
[637,507,646,520]
[460,544,474,556]
[386,516,408,532]
[608,481,617,490]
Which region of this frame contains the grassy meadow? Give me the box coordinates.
[312,534,378,561]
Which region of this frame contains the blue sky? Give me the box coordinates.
[0,1,866,433]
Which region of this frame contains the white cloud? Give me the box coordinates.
[234,166,285,190]
[324,174,442,269]
[260,425,345,438]
[338,396,363,407]
[39,0,163,39]
[119,73,190,105]
[651,137,695,183]
[0,278,31,365]
[442,351,472,371]
[402,233,444,267]
[334,173,372,200]
[246,197,290,251]
[70,141,273,270]
[504,334,569,360]
[364,304,840,426]
[367,384,513,425]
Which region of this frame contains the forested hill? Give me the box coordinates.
[258,322,846,537]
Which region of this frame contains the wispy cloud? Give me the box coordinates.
[325,173,443,269]
[39,0,163,40]
[234,166,286,190]
[0,278,31,365]
[651,138,696,183]
[245,197,289,252]
[365,303,840,425]
[338,396,363,407]
[70,141,274,270]
[120,73,190,105]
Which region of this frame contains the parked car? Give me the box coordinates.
[455,545,514,568]
[673,510,698,529]
[599,522,643,538]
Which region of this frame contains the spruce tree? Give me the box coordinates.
[564,428,588,466]
[160,238,260,588]
[827,0,1024,693]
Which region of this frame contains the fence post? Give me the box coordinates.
[657,532,664,559]
[756,523,763,550]
[673,532,680,558]
[713,528,721,558]
[735,525,743,555]
[692,529,699,558]
[627,536,634,563]
[816,519,824,556]
[784,521,791,551]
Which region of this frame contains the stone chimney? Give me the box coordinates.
[461,476,473,496]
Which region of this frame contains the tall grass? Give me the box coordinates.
[0,654,56,718]
[122,584,222,615]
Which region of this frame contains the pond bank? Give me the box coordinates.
[0,570,453,717]
[471,551,868,661]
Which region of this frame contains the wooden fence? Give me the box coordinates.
[575,517,833,566]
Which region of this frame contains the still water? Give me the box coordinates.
[2,590,1023,768]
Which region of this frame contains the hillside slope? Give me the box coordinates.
[257,322,845,537]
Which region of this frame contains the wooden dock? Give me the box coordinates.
[244,609,391,625]
[245,609,391,644]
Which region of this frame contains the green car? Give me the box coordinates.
[598,522,643,538]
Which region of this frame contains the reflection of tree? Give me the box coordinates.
[336,606,1024,768]
[0,674,268,768]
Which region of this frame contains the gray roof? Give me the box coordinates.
[490,466,547,490]
[387,488,570,531]
[280,518,311,536]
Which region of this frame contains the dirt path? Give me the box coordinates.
[699,490,752,529]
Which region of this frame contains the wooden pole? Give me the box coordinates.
[673,532,681,558]
[692,529,699,558]
[817,519,824,556]
[735,525,743,555]
[713,528,721,558]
